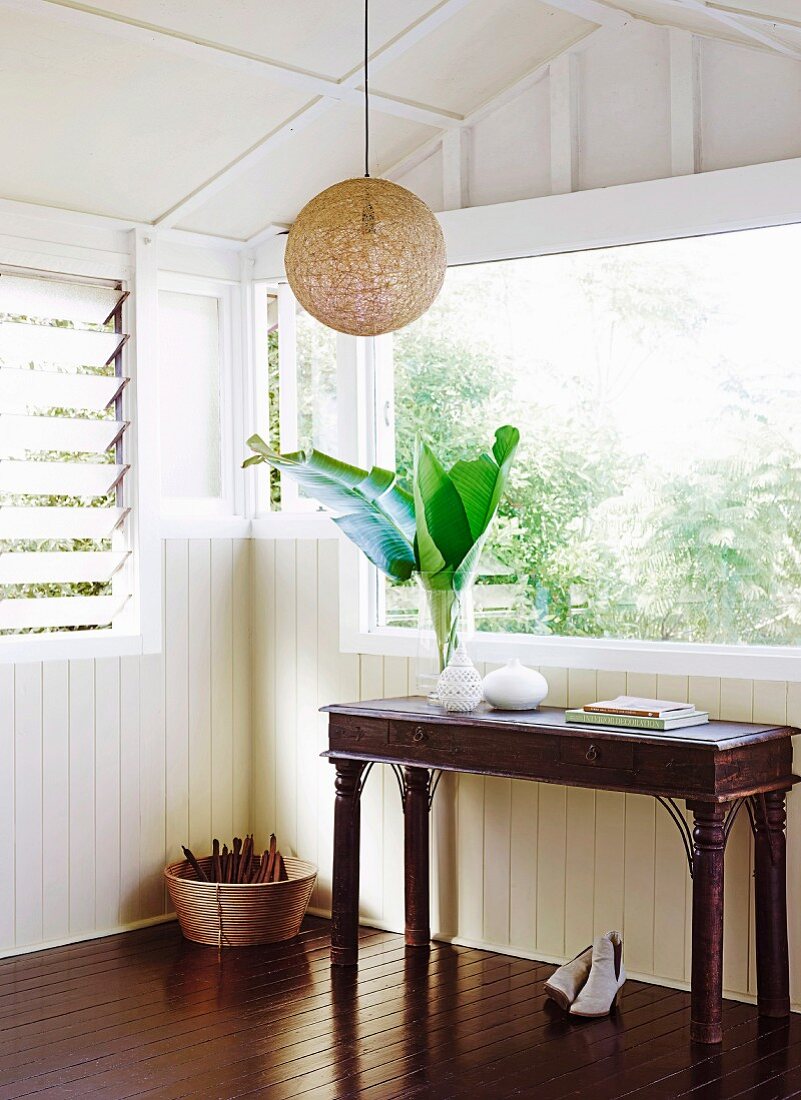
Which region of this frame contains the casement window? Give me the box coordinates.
[0,267,133,638]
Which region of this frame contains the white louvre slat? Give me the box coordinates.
[0,460,128,496]
[0,367,127,413]
[0,323,125,370]
[0,414,127,456]
[0,274,124,326]
[0,550,129,583]
[0,506,128,539]
[0,595,129,630]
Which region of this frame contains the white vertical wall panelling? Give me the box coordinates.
[0,667,14,948]
[15,664,42,946]
[295,539,319,879]
[119,656,142,926]
[274,540,298,856]
[251,539,276,850]
[211,539,235,842]
[69,660,95,936]
[359,653,385,923]
[138,650,166,919]
[187,540,212,853]
[164,540,189,868]
[95,657,121,930]
[42,662,69,942]
[232,540,252,843]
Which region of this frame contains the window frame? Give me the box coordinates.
[337,155,801,681]
[0,227,162,663]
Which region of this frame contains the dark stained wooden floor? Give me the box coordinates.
[0,918,799,1099]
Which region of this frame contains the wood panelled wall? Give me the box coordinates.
[0,539,251,956]
[252,537,801,1010]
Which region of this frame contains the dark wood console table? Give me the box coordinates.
[323,697,798,1044]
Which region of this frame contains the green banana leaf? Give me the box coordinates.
[244,435,416,579]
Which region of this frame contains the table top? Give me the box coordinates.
[323,697,796,752]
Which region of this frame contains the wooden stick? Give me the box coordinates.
[265,834,277,882]
[221,844,230,883]
[256,851,270,883]
[212,838,221,883]
[271,851,287,883]
[239,835,253,883]
[181,846,209,882]
[232,837,242,883]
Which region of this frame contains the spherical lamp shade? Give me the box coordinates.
[284,177,447,337]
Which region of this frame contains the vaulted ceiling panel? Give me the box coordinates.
[177,105,438,240]
[372,0,593,115]
[0,7,311,222]
[611,0,793,50]
[65,0,443,80]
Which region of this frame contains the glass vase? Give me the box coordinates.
[414,574,475,700]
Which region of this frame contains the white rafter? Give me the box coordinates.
[0,0,462,130]
[658,0,801,59]
[153,0,477,229]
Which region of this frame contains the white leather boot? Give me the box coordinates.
[570,931,625,1017]
[544,944,593,1010]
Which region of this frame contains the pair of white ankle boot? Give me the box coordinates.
[544,931,625,1017]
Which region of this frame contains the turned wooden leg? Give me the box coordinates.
[753,791,791,1018]
[331,760,365,967]
[688,801,726,1044]
[404,767,431,948]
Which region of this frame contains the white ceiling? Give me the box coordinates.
[2,0,799,245]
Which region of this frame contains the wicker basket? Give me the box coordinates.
[164,855,317,947]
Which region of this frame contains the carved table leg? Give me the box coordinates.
[753,791,791,1018]
[404,767,431,948]
[331,760,365,966]
[688,801,726,1044]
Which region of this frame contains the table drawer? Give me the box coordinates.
[329,716,388,751]
[389,720,456,753]
[559,737,634,771]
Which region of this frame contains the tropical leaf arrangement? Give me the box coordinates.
[244,425,519,669]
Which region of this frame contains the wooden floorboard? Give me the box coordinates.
[0,918,797,1099]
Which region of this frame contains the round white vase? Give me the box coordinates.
[482,659,548,711]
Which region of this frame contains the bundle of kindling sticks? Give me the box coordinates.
[181,834,288,884]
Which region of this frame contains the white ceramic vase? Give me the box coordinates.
[482,658,548,711]
[436,643,483,713]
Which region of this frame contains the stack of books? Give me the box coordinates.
[565,696,709,731]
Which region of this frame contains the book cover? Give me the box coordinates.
[582,696,697,719]
[564,709,710,731]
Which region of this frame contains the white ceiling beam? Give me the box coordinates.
[0,0,462,129]
[539,0,630,27]
[659,0,801,59]
[154,0,475,230]
[441,129,470,210]
[549,53,580,195]
[669,28,701,176]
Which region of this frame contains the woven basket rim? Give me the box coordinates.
[164,855,317,888]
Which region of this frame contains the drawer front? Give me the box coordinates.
[559,738,634,771]
[389,720,456,753]
[329,716,388,752]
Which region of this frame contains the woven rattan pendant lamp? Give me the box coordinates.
[284,0,447,337]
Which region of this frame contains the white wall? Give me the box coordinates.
[0,539,251,956]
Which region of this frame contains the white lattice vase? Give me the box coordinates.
[436,643,483,713]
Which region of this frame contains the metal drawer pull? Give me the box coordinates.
[586,744,599,762]
[412,726,427,743]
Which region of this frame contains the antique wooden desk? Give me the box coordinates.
[322,697,798,1044]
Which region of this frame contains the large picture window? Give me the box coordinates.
[380,223,801,649]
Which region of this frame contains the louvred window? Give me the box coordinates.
[0,269,132,633]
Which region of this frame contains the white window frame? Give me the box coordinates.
[157,271,240,522]
[337,155,801,681]
[0,226,162,663]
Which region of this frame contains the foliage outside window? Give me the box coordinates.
[383,225,801,648]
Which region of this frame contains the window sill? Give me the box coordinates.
[342,625,801,684]
[0,631,146,664]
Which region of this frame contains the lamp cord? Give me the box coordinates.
[364,0,370,178]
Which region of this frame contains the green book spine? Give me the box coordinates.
[564,709,708,731]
